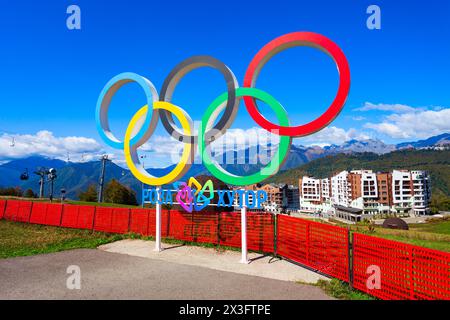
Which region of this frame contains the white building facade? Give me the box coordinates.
[299,169,431,219]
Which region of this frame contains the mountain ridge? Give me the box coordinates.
[1,133,449,201]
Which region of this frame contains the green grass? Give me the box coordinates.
[0,220,244,259]
[0,220,125,259]
[297,279,375,300]
[409,220,450,235]
[340,217,450,252]
[364,232,450,252]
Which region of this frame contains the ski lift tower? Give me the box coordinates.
[98,155,111,203]
[47,168,57,202]
[34,168,48,198]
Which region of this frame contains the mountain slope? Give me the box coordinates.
[2,134,449,201]
[397,133,450,149]
[0,156,67,188]
[268,149,450,197]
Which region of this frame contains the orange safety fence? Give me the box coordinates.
[277,214,349,281]
[353,233,450,300]
[1,198,449,300]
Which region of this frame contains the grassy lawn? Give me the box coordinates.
[0,220,125,259]
[315,279,375,300]
[340,217,450,253]
[409,220,450,235]
[0,220,241,259]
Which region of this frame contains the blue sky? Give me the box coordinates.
[0,0,449,166]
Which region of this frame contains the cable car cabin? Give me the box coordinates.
[20,170,29,181]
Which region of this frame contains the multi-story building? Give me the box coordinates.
[260,184,284,212]
[299,177,333,213]
[299,177,321,202]
[284,185,300,212]
[331,171,352,207]
[232,183,299,213]
[411,171,432,215]
[391,170,431,215]
[321,178,331,201]
[376,172,392,214]
[230,184,261,211]
[349,170,385,214]
[392,170,413,214]
[299,169,431,219]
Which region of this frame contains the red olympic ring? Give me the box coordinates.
[243,31,351,137]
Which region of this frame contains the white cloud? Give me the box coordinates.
[0,130,102,162]
[354,102,419,113]
[134,126,376,165]
[299,126,370,146]
[364,108,450,139]
[141,127,281,153]
[136,127,282,166]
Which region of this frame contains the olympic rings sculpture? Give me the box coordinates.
[95,32,351,186]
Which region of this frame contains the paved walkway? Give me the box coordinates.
[99,239,328,284]
[0,249,332,300]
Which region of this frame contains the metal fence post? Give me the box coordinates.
[217,211,221,246]
[273,213,278,257]
[349,231,353,289]
[28,201,34,224]
[59,203,64,226]
[409,246,415,300]
[91,205,97,232]
[306,221,310,264]
[190,211,194,242]
[126,208,131,234]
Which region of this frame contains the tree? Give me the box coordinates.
[104,179,138,205]
[431,194,450,213]
[0,187,22,197]
[24,189,37,198]
[78,184,98,202]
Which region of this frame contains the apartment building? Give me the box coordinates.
[348,170,391,214]
[331,171,352,207]
[411,171,432,215]
[232,183,299,213]
[299,177,321,203]
[392,170,431,215]
[299,177,333,213]
[391,170,414,214]
[299,169,431,219]
[376,172,392,213]
[321,178,331,201]
[230,184,261,211]
[260,184,284,212]
[284,185,300,212]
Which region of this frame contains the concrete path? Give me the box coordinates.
[99,239,328,284]
[0,249,332,300]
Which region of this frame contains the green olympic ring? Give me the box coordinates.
[199,87,291,186]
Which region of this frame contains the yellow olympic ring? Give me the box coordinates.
[124,101,195,186]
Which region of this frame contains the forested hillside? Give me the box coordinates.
[269,150,450,211]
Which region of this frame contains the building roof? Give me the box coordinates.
[334,205,363,214]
